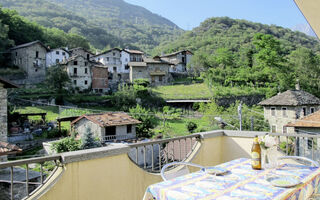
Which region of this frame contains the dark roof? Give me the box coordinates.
[71,112,141,127]
[0,77,19,88]
[10,40,49,51]
[161,50,193,58]
[0,141,22,155]
[258,90,320,106]
[143,57,173,64]
[69,47,94,56]
[92,48,121,58]
[50,48,71,54]
[122,49,144,55]
[286,110,320,128]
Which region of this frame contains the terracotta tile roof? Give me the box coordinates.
[258,90,320,106]
[71,112,141,127]
[0,142,22,155]
[286,110,320,128]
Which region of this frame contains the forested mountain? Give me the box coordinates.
[154,17,320,97]
[0,7,90,66]
[0,0,183,51]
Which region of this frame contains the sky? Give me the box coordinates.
[124,0,308,31]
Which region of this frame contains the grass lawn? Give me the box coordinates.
[155,116,218,138]
[152,83,212,100]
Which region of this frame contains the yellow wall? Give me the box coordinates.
[30,135,253,200]
[294,0,320,39]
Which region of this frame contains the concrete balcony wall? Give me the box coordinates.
[29,131,256,200]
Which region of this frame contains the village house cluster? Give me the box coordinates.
[6,41,193,92]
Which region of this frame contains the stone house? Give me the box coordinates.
[128,56,173,86]
[160,50,193,73]
[286,110,320,134]
[258,89,320,134]
[61,55,92,91]
[10,40,48,84]
[46,48,70,67]
[69,47,94,60]
[120,49,144,82]
[92,65,109,94]
[0,77,18,161]
[91,48,122,81]
[71,112,141,142]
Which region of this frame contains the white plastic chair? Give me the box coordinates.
[160,162,205,181]
[277,156,319,167]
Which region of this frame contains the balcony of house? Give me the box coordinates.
[1,130,319,200]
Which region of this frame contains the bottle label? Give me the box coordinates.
[251,152,260,166]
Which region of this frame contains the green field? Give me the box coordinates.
[152,83,212,100]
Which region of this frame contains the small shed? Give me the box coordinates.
[71,112,141,142]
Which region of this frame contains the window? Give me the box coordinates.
[151,76,155,83]
[56,59,59,64]
[113,52,115,56]
[127,125,132,134]
[74,68,77,75]
[36,51,39,58]
[35,69,38,72]
[308,138,313,149]
[73,80,77,85]
[87,54,90,60]
[311,107,315,114]
[182,57,185,63]
[85,80,88,85]
[113,67,117,72]
[125,58,128,62]
[95,89,99,93]
[85,62,88,66]
[159,76,163,82]
[282,107,287,117]
[271,125,276,133]
[118,74,122,79]
[105,126,116,136]
[62,52,65,56]
[56,51,59,55]
[74,61,78,65]
[85,68,88,74]
[271,107,276,116]
[99,89,103,93]
[15,52,17,56]
[302,107,307,116]
[282,126,287,134]
[125,65,129,70]
[106,57,109,61]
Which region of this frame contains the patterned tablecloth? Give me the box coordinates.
[143,158,320,200]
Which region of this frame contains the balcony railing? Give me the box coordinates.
[128,134,201,173]
[2,130,320,200]
[0,155,61,200]
[104,134,136,142]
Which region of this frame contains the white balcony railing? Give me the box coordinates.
[104,134,136,142]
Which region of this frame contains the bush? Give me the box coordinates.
[186,121,198,133]
[133,79,150,87]
[129,105,157,138]
[45,129,68,139]
[51,137,81,153]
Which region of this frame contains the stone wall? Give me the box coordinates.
[10,43,47,84]
[0,86,7,143]
[264,105,320,134]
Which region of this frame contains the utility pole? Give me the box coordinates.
[250,116,254,131]
[238,103,242,131]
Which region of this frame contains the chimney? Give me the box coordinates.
[65,47,69,50]
[295,83,300,90]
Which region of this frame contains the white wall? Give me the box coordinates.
[120,51,130,73]
[46,49,69,67]
[92,50,122,73]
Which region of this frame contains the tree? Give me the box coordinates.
[186,121,198,133]
[81,127,102,149]
[46,65,70,92]
[129,105,157,138]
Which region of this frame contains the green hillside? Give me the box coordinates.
[154,17,320,97]
[0,0,184,51]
